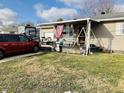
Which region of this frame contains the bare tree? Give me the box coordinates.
[19,21,34,26]
[57,18,64,22]
[95,0,116,15]
[81,0,116,16]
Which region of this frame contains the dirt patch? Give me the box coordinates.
[22,57,41,76]
[13,57,39,67]
[116,79,124,92]
[25,62,41,76]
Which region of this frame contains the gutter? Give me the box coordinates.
[96,17,124,22]
[37,18,99,27]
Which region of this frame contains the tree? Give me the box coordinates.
[19,21,34,26]
[57,18,63,22]
[95,0,116,15]
[81,0,116,16]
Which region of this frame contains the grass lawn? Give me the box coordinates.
[0,52,124,93]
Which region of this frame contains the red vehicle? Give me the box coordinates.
[0,34,40,59]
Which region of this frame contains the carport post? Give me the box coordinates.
[86,19,91,56]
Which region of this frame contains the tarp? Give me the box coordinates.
[55,25,64,39]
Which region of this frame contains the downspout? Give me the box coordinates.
[86,18,91,56]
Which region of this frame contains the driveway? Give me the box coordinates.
[0,52,43,63]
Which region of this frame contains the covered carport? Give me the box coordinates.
[37,18,99,55]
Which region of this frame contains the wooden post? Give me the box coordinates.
[86,19,91,56]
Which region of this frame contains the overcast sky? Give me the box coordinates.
[0,0,124,25]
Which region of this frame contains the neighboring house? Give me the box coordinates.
[37,12,124,53]
[0,25,18,34]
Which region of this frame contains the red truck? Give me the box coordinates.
[0,34,40,59]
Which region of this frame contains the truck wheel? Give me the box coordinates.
[0,50,4,59]
[32,46,39,53]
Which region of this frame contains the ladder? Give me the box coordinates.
[70,26,102,48]
[70,27,85,47]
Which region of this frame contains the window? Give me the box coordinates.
[69,25,73,36]
[25,27,36,36]
[63,24,73,37]
[4,35,19,42]
[0,35,4,42]
[63,25,69,37]
[19,35,29,42]
[116,22,124,35]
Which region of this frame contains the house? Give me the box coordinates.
[93,13,124,52]
[37,12,124,53]
[0,25,18,34]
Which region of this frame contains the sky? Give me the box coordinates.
[0,0,124,25]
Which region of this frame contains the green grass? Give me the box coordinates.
[0,53,124,93]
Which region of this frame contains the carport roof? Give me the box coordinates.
[37,18,99,26]
[37,12,124,27]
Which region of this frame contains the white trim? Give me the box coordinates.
[37,18,98,26]
[97,17,124,22]
[86,19,91,55]
[37,17,124,27]
[37,17,124,28]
